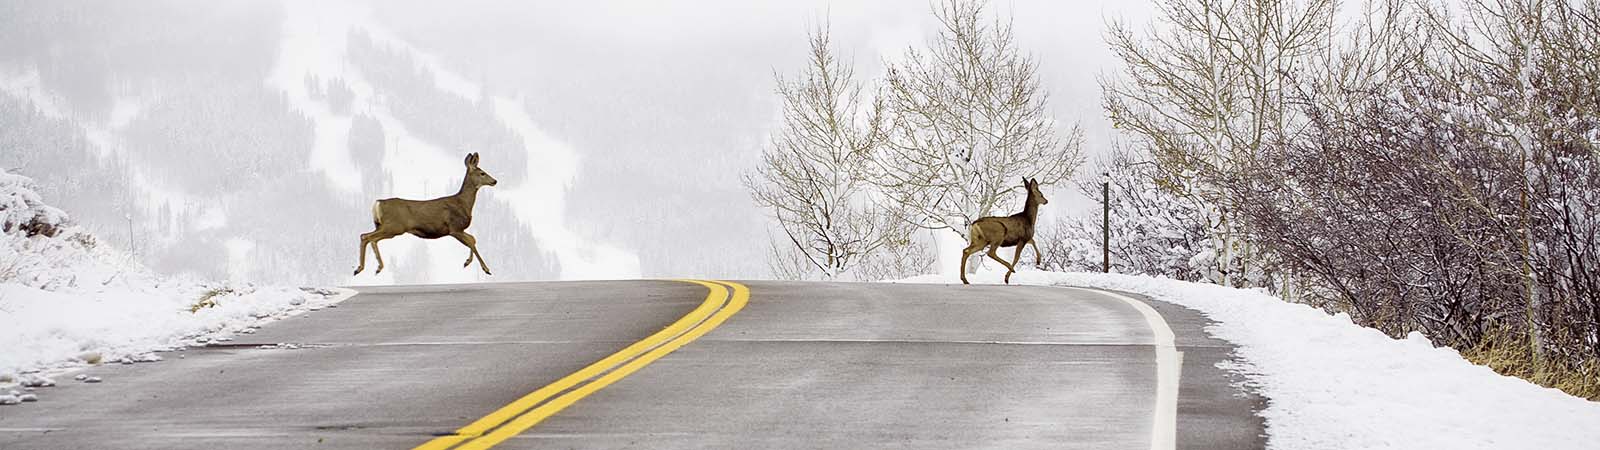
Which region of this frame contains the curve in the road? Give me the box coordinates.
[0,280,1262,449]
[1062,286,1182,450]
[417,280,748,450]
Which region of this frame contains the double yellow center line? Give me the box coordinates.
[415,280,749,450]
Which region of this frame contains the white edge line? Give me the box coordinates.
[1058,286,1183,450]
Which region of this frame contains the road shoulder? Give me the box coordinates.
[1090,287,1267,449]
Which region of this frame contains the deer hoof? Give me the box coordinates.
[353,268,362,276]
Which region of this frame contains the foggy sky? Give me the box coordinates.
[370,0,1154,208]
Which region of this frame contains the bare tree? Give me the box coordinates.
[856,230,938,282]
[1102,0,1338,286]
[744,27,922,280]
[875,0,1084,241]
[1214,0,1599,395]
[1409,0,1600,375]
[1073,0,1597,396]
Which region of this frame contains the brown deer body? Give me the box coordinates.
[354,153,498,276]
[960,178,1047,284]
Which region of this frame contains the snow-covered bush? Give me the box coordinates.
[0,168,133,292]
[1101,0,1341,290]
[1038,145,1211,282]
[0,169,68,239]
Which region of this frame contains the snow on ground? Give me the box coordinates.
[896,269,1600,450]
[0,168,353,393]
[0,284,350,377]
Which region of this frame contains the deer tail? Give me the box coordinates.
[968,220,985,243]
[371,201,383,227]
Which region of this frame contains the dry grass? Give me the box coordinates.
[0,252,32,284]
[1462,328,1600,401]
[188,288,233,313]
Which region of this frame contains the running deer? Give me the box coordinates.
[354,153,498,276]
[960,178,1048,285]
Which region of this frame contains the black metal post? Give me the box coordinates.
[1102,174,1110,273]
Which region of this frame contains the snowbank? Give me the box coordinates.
[0,284,350,376]
[895,270,1600,450]
[0,168,353,382]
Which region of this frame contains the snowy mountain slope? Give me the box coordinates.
[269,2,639,283]
[0,66,226,257]
[897,270,1600,450]
[0,1,625,285]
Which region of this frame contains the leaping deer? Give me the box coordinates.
[355,152,498,276]
[960,178,1048,285]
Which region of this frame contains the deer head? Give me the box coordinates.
[465,153,498,188]
[1023,177,1047,205]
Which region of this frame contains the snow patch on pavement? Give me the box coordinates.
[0,283,352,377]
[895,269,1600,450]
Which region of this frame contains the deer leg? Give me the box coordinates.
[1031,239,1042,265]
[959,241,986,285]
[1006,244,1026,283]
[370,232,401,274]
[452,231,491,275]
[985,246,1016,284]
[355,232,374,275]
[371,239,386,274]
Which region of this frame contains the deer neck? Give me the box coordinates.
[454,178,481,211]
[1021,197,1040,224]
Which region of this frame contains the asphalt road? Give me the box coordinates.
[0,280,1264,449]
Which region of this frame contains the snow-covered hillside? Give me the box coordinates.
[896,270,1600,450]
[0,168,352,394]
[269,2,640,284]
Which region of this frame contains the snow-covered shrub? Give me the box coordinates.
[0,168,131,291]
[0,169,68,238]
[1037,145,1210,282]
